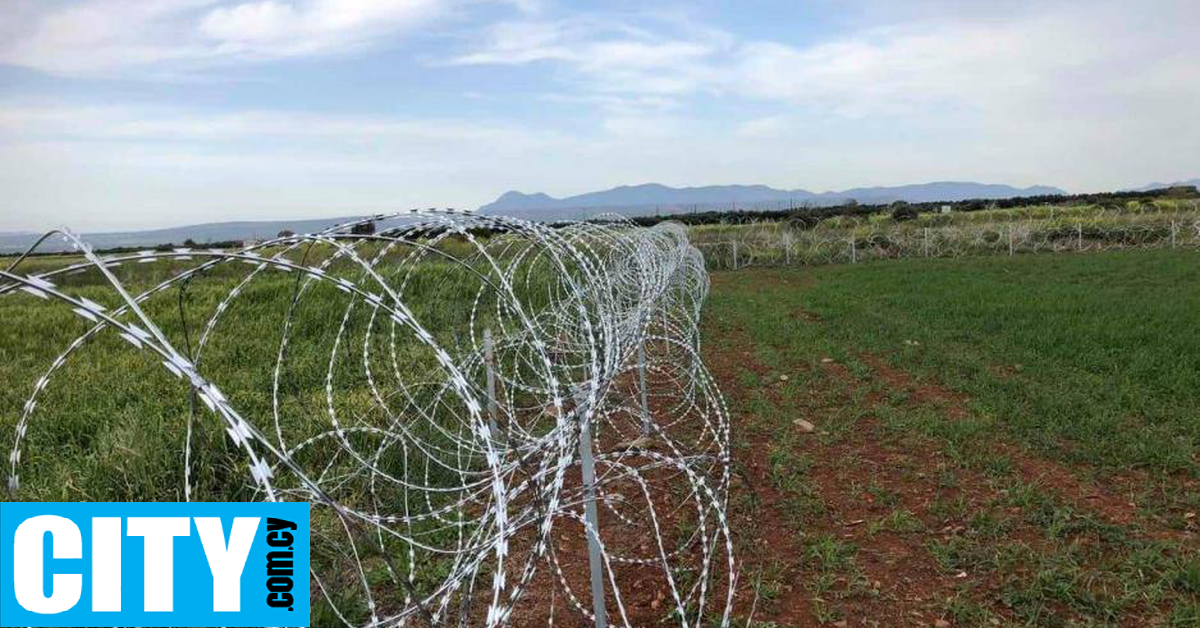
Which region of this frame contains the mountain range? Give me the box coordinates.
[4,178,1195,254]
[478,181,1066,221]
[0,216,367,254]
[1132,178,1200,192]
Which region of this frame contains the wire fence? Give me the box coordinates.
[692,203,1200,270]
[1,211,735,627]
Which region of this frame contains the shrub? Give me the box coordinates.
[891,202,919,222]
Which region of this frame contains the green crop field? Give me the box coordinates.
[0,242,573,625]
[705,248,1199,627]
[3,241,1198,627]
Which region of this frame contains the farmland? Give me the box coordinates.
[708,249,1199,626]
[2,218,1198,626]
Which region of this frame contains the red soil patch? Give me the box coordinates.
[704,328,1030,627]
[704,326,1194,626]
[858,353,1194,542]
[858,354,969,420]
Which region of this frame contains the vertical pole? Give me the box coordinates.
[637,343,651,437]
[1171,220,1177,248]
[1077,224,1083,252]
[483,328,500,441]
[731,241,738,270]
[850,237,857,263]
[1008,226,1015,256]
[575,390,607,628]
[923,227,930,258]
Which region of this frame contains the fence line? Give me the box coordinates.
[1,211,735,627]
[693,206,1200,270]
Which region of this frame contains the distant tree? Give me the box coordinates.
[183,238,198,247]
[890,201,919,221]
[1164,185,1197,198]
[351,221,376,235]
[277,229,295,238]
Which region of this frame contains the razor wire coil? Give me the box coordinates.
[1,210,736,628]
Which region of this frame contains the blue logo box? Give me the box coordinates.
[0,502,310,627]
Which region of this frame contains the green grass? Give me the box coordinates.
[6,241,1199,626]
[0,243,571,625]
[705,247,1199,627]
[718,248,1200,476]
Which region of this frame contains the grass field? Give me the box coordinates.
[0,243,572,625]
[705,248,1199,627]
[3,244,1198,626]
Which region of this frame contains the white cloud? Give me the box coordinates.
[453,1,1199,120]
[199,0,443,57]
[0,102,557,145]
[730,6,1121,117]
[0,0,450,74]
[449,16,726,95]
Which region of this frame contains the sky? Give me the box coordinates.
[1,0,1198,232]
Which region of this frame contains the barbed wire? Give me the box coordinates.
[692,204,1200,269]
[1,210,735,627]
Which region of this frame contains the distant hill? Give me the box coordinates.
[0,216,368,254]
[479,181,1066,221]
[1132,178,1200,192]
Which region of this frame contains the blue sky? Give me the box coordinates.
[1,0,1198,231]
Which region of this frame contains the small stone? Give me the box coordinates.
[793,419,815,433]
[820,358,834,363]
[779,374,789,381]
[832,621,848,628]
[616,436,656,450]
[934,620,951,628]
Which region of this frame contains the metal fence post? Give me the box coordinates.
[850,237,857,263]
[923,227,930,258]
[731,241,738,270]
[637,343,651,437]
[1008,226,1015,256]
[784,236,792,266]
[575,389,608,628]
[1171,220,1177,248]
[483,328,500,441]
[1077,224,1083,252]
